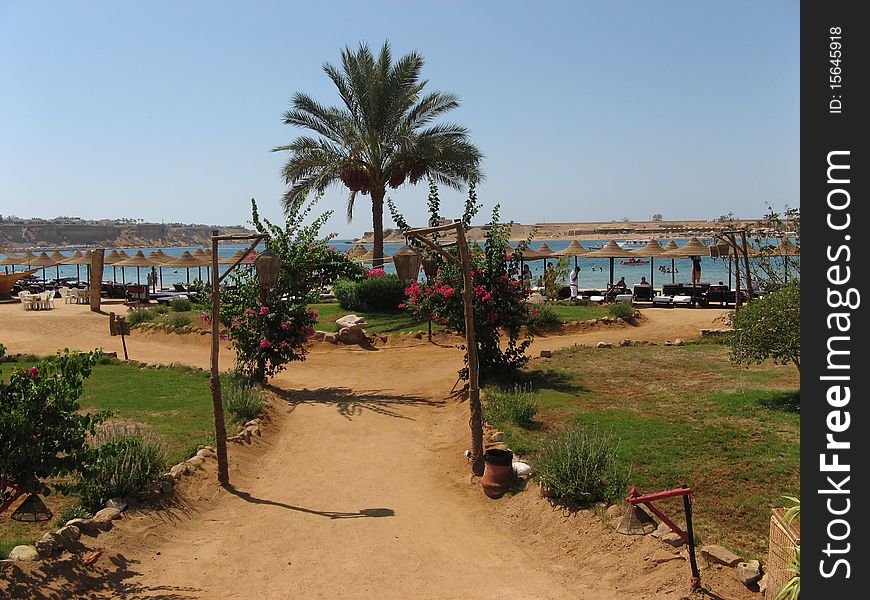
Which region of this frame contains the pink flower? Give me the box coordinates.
[259,306,269,315]
[259,339,272,348]
[367,268,386,278]
[309,309,319,318]
[245,308,255,315]
[28,367,39,378]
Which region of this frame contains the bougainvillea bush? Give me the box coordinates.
[218,194,363,382]
[0,347,106,501]
[402,206,532,380]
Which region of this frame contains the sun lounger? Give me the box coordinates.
[652,295,673,307]
[613,293,634,303]
[672,295,694,307]
[588,295,605,303]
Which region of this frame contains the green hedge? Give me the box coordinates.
[333,275,406,313]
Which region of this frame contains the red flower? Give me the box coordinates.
[28,367,39,378]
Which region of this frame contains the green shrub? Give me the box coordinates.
[128,308,156,325]
[527,304,560,330]
[78,421,167,512]
[153,305,169,315]
[533,427,629,505]
[484,385,538,428]
[53,505,91,528]
[607,301,635,319]
[165,313,191,329]
[333,275,406,312]
[221,373,263,425]
[170,297,192,312]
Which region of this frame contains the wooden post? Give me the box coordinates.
[728,233,742,309]
[456,226,484,476]
[210,230,230,486]
[739,230,754,300]
[89,248,104,312]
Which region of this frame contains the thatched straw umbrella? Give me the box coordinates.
[584,240,634,287]
[353,249,393,265]
[166,251,207,284]
[48,251,69,281]
[0,251,23,274]
[348,244,368,258]
[115,250,154,286]
[64,250,93,284]
[661,237,709,287]
[555,240,589,269]
[660,240,680,283]
[29,252,58,286]
[629,240,666,289]
[103,249,123,284]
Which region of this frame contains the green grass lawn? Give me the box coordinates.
[310,301,441,335]
[483,343,799,559]
[546,302,609,323]
[1,358,216,556]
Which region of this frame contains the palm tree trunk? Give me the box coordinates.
[371,186,386,268]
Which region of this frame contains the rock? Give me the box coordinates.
[539,484,558,498]
[186,456,205,469]
[539,350,552,358]
[227,435,243,442]
[196,448,215,460]
[664,340,673,346]
[160,479,175,497]
[56,525,81,542]
[701,545,743,567]
[650,549,682,565]
[8,545,39,561]
[170,463,190,479]
[596,342,612,349]
[93,507,122,523]
[489,431,505,442]
[337,326,367,345]
[700,328,729,337]
[311,330,327,341]
[35,538,56,558]
[737,560,763,586]
[619,339,632,347]
[105,498,127,512]
[527,292,545,304]
[335,314,367,328]
[662,532,685,547]
[324,332,338,344]
[651,523,671,538]
[512,461,533,478]
[244,419,261,427]
[65,518,98,533]
[673,338,686,346]
[605,504,624,520]
[245,425,261,437]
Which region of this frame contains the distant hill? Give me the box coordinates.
[0,217,254,250]
[353,218,764,243]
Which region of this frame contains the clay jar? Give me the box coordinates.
[481,449,514,499]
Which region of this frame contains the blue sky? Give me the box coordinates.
[0,1,799,238]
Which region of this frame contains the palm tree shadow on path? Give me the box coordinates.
[223,484,395,520]
[0,552,201,600]
[266,385,444,421]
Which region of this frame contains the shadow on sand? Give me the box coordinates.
[267,385,444,421]
[223,484,395,520]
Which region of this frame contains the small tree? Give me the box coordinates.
[1,347,106,502]
[219,194,363,382]
[651,213,663,221]
[727,280,800,371]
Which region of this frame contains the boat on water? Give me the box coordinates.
[619,257,650,265]
[618,239,652,249]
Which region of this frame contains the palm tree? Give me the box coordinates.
[272,41,483,266]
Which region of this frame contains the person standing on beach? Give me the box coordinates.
[691,256,702,285]
[569,266,580,300]
[544,264,557,299]
[522,264,532,290]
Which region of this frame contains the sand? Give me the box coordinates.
[0,301,753,599]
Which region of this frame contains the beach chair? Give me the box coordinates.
[652,295,673,307]
[632,285,653,302]
[37,290,54,310]
[18,291,36,311]
[58,286,72,304]
[672,295,694,307]
[613,293,634,304]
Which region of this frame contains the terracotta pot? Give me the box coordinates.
[481,449,514,499]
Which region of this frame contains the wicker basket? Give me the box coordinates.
[766,507,800,599]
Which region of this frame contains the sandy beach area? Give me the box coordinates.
[1,300,750,600]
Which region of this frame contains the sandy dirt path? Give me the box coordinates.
[1,302,748,599]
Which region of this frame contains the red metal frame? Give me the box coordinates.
[626,485,701,588]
